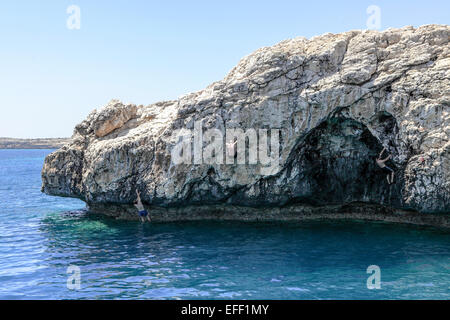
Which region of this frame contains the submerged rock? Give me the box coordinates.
[42,25,450,224]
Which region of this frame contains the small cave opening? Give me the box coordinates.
[286,116,402,206]
[369,111,399,150]
[207,167,216,176]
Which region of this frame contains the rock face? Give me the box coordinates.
[42,25,450,224]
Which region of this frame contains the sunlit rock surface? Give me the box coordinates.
[42,25,449,224]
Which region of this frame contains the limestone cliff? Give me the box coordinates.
[42,25,450,225]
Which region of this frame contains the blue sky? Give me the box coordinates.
[0,0,448,138]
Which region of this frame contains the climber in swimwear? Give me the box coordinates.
[376,147,394,184]
[134,190,151,223]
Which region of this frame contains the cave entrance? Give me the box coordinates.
[289,116,401,205]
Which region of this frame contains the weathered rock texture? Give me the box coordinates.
[42,25,450,224]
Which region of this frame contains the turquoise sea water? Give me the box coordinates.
[0,149,448,299]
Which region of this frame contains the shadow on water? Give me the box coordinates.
[36,211,450,299]
[1,149,447,299]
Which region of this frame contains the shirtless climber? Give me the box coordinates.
[376,147,395,184]
[134,190,151,223]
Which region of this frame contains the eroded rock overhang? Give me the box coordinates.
[41,25,450,222]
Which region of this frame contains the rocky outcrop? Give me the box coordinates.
[42,25,450,224]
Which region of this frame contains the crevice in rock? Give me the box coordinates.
[242,116,407,209]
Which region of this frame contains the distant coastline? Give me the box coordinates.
[0,137,70,149]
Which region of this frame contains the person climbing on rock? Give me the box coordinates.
[376,147,395,184]
[134,190,151,223]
